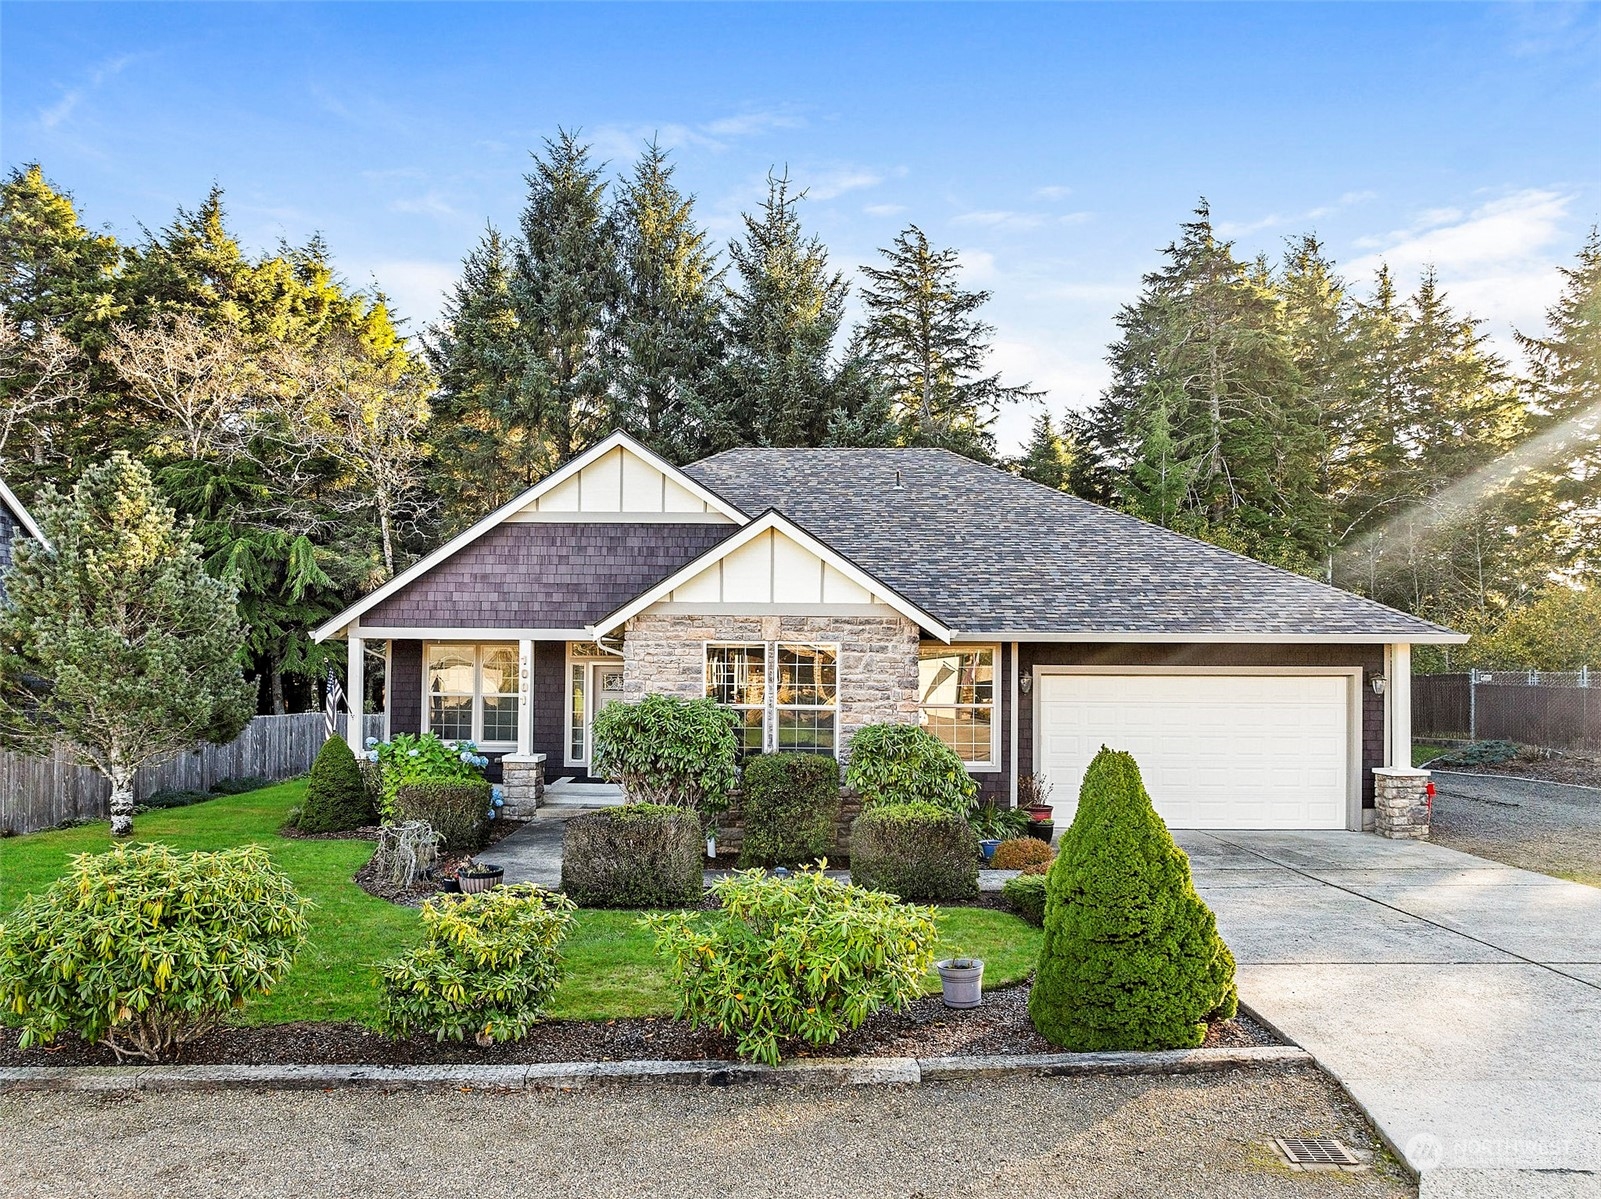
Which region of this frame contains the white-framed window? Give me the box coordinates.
[706,641,838,756]
[918,643,999,769]
[425,642,520,748]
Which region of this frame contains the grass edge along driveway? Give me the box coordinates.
[0,780,1041,1026]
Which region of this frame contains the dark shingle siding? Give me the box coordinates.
[364,522,735,629]
[0,503,15,604]
[684,448,1456,641]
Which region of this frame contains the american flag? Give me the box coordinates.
[324,663,345,739]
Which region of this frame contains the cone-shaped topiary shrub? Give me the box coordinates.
[1028,747,1237,1051]
[297,736,375,833]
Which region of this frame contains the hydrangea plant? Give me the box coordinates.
[372,731,490,821]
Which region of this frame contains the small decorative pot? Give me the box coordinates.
[1025,820,1055,844]
[1024,804,1054,822]
[978,838,1002,863]
[935,958,985,1009]
[438,875,461,894]
[458,866,504,894]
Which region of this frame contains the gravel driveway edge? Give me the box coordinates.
[0,1045,1311,1093]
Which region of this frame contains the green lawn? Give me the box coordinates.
[1414,742,1450,767]
[0,782,1041,1027]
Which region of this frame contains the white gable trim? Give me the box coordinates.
[311,431,748,643]
[589,509,955,642]
[0,477,47,548]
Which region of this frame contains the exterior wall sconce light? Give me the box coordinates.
[1370,675,1388,696]
[1019,673,1033,695]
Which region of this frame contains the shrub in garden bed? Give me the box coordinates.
[0,843,310,1061]
[737,752,841,867]
[646,867,940,1065]
[395,780,492,852]
[850,801,979,900]
[561,803,704,908]
[138,787,212,811]
[1029,747,1237,1051]
[990,837,1054,872]
[209,774,271,795]
[372,731,489,820]
[1434,739,1519,767]
[592,694,738,814]
[376,885,576,1045]
[1002,873,1048,927]
[296,736,376,833]
[844,723,977,815]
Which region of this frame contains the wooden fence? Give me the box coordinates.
[0,712,386,836]
[1414,672,1601,751]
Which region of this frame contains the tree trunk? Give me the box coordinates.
[109,766,136,838]
[269,666,286,716]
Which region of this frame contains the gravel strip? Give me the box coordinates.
[1,1065,1413,1198]
[1429,772,1601,885]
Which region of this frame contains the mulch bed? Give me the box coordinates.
[322,819,529,907]
[0,983,1278,1068]
[1440,756,1601,789]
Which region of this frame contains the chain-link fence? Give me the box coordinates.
[1415,670,1600,750]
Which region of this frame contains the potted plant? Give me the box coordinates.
[456,858,504,894]
[978,837,1002,863]
[935,955,985,1008]
[1019,772,1055,823]
[436,865,461,894]
[1025,819,1055,845]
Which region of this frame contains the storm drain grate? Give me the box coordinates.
[1273,1136,1367,1172]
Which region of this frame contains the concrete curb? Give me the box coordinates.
[0,1045,1309,1094]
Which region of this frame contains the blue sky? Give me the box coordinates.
[5,2,1600,449]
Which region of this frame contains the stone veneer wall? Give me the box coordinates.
[621,611,921,759]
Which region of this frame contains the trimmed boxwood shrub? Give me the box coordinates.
[592,694,738,815]
[561,803,704,908]
[647,866,940,1065]
[844,723,977,815]
[0,843,310,1061]
[1029,747,1237,1051]
[376,885,576,1045]
[850,801,979,901]
[737,752,842,868]
[394,780,491,852]
[1002,873,1048,926]
[297,736,376,833]
[991,837,1054,872]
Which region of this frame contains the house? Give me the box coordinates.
[0,476,47,604]
[313,431,1462,832]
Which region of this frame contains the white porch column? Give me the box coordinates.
[346,633,365,754]
[1387,642,1411,768]
[516,638,534,757]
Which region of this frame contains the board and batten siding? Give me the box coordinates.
[0,711,385,836]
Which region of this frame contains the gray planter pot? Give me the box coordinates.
[935,958,984,1009]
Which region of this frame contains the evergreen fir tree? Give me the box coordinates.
[1013,408,1076,491]
[606,141,725,463]
[857,225,1039,460]
[712,173,850,448]
[298,735,375,833]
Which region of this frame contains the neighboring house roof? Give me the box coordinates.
[0,477,47,547]
[683,447,1463,644]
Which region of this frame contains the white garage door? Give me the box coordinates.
[1035,672,1350,829]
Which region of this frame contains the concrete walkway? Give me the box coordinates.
[1179,829,1601,1198]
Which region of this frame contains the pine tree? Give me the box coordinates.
[509,130,618,468]
[1013,408,1078,491]
[712,173,849,448]
[857,225,1039,460]
[0,453,254,836]
[606,141,725,463]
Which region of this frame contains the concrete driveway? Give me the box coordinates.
[1179,830,1601,1198]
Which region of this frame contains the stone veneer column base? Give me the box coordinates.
[1372,767,1431,839]
[500,754,546,819]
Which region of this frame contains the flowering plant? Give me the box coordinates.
[373,731,490,821]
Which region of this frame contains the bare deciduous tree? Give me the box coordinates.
[103,314,261,460]
[0,312,88,465]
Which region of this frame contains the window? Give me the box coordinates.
[706,642,837,756]
[919,644,997,767]
[426,643,520,747]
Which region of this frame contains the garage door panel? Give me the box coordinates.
[1036,673,1349,830]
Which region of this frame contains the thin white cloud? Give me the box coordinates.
[1033,185,1074,201]
[389,191,465,221]
[863,203,907,217]
[702,110,805,138]
[366,260,461,331]
[808,169,883,201]
[952,210,1093,232]
[36,53,139,130]
[1215,190,1377,237]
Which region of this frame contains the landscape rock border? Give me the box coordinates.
[0,1045,1310,1093]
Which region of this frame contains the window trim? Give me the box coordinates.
[423,641,520,751]
[704,640,841,758]
[918,642,1001,772]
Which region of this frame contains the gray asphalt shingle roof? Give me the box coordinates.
[683,447,1457,641]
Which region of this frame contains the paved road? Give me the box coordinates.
[1181,830,1601,1199]
[1429,771,1601,887]
[1,1068,1409,1199]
